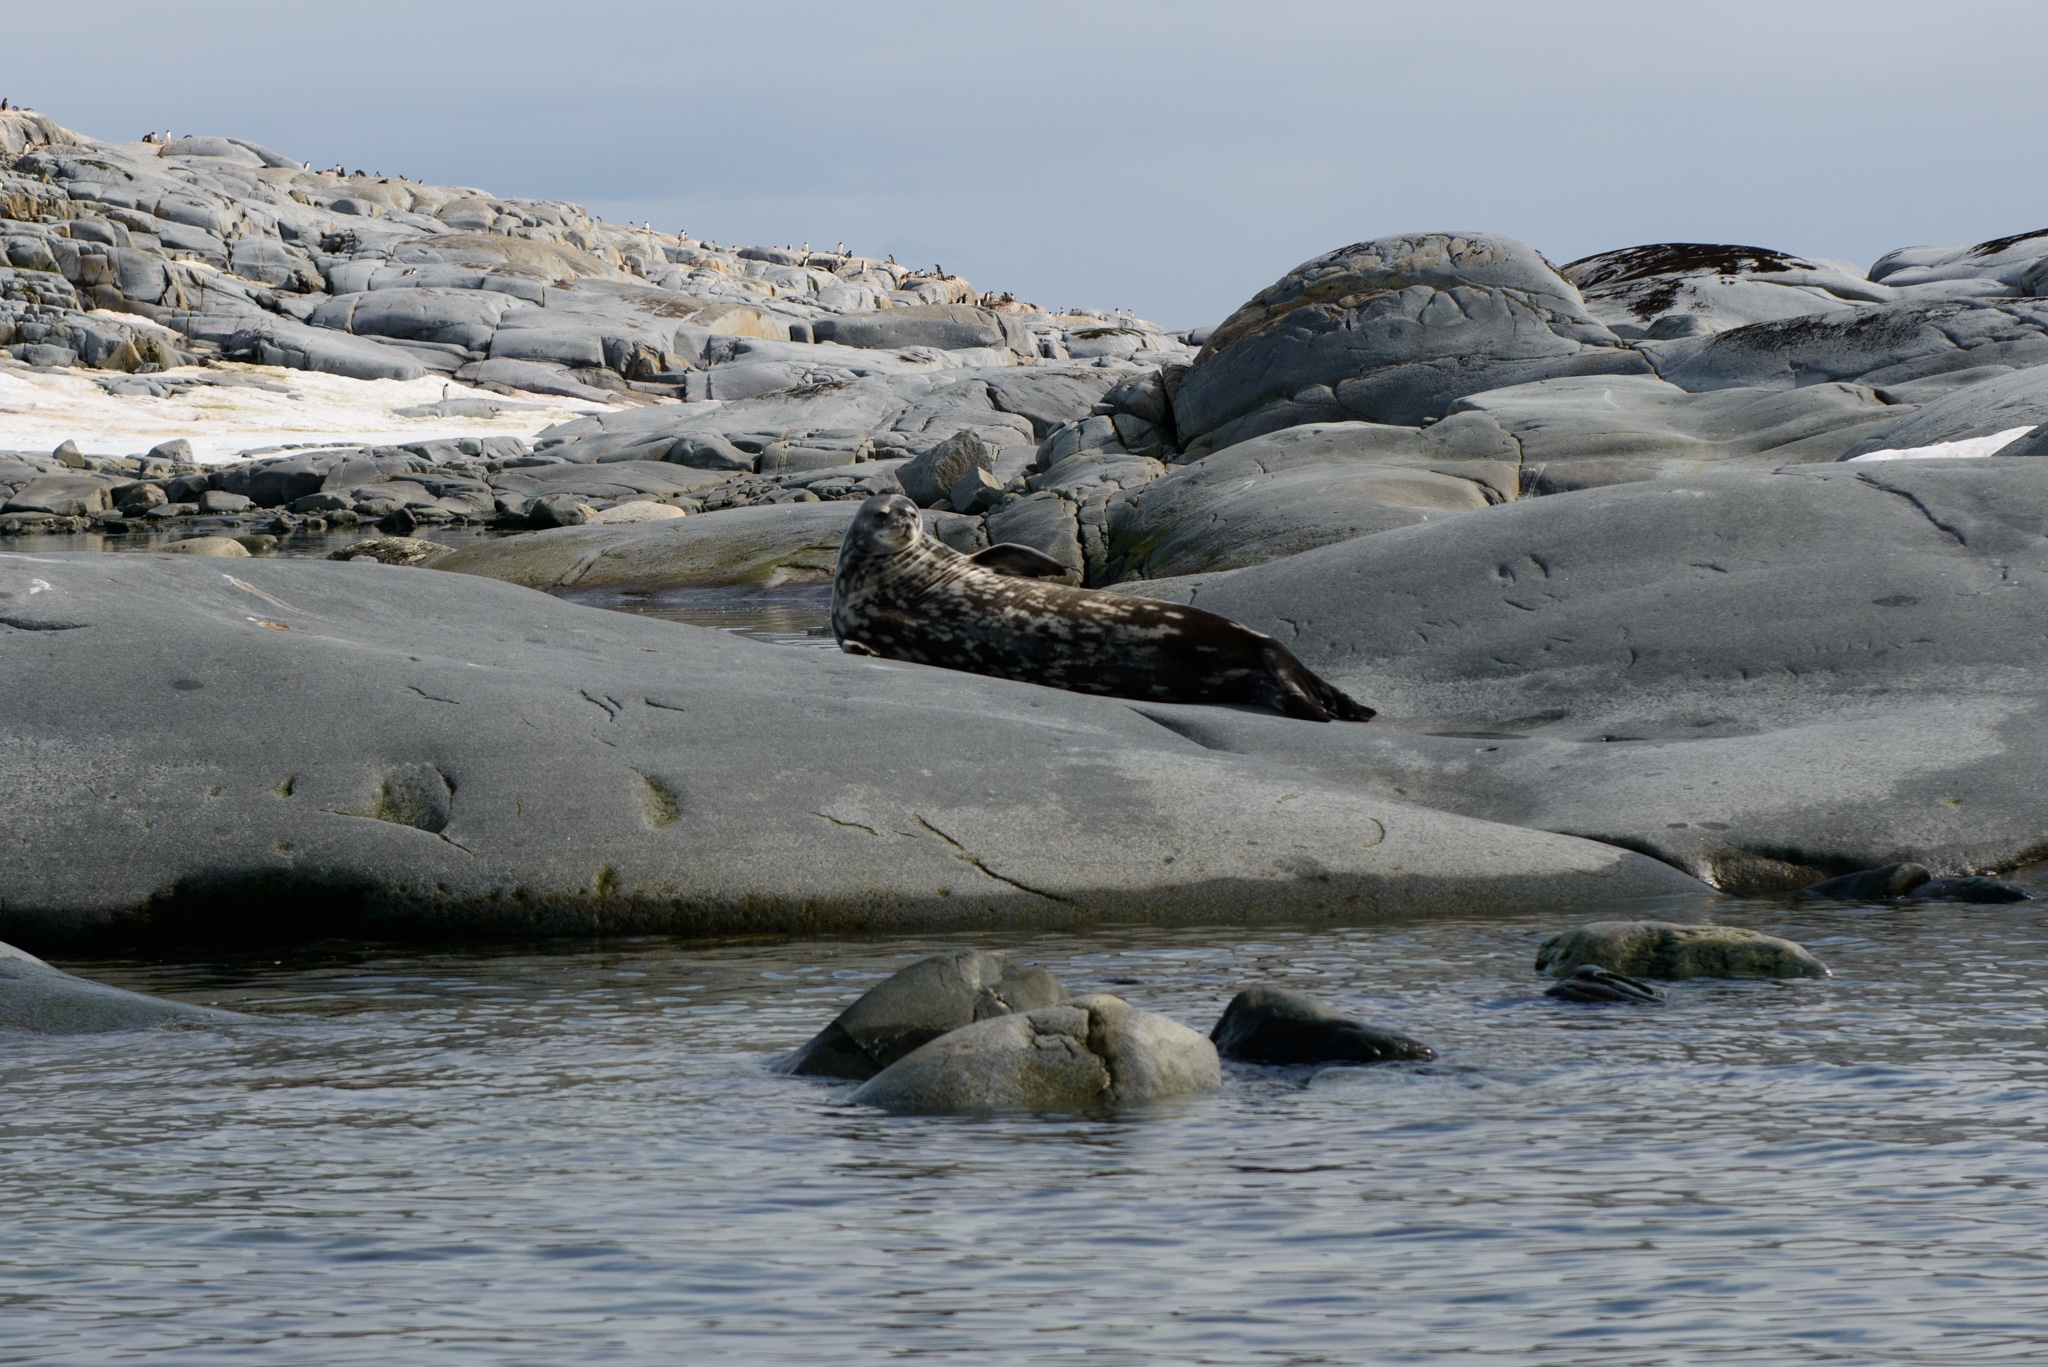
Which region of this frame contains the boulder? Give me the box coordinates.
[1645,298,2048,394]
[4,474,112,516]
[781,950,1066,1080]
[1453,374,1904,493]
[0,553,1706,947]
[1172,232,1648,452]
[1560,243,1885,339]
[813,304,1026,355]
[327,536,453,567]
[1869,229,2048,296]
[1117,461,2048,890]
[849,994,1220,1114]
[1,940,237,1033]
[1209,986,1434,1065]
[1534,921,1829,980]
[897,429,997,507]
[164,535,251,557]
[1839,365,2048,459]
[1102,418,1511,581]
[586,501,687,525]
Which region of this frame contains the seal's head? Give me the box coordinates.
[847,493,923,557]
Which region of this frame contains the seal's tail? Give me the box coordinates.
[1259,642,1376,723]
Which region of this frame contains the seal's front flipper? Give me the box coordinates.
[838,638,881,657]
[1259,642,1376,723]
[969,543,1073,580]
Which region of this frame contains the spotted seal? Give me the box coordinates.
[830,494,1375,721]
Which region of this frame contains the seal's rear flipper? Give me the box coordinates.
[969,543,1073,580]
[1259,642,1376,723]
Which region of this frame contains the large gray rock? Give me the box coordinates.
[1560,243,1886,339]
[781,950,1066,1080]
[1838,365,2048,458]
[1645,298,2048,394]
[0,553,1704,946]
[1452,374,1906,492]
[1869,230,2048,296]
[812,304,1030,356]
[1121,461,2048,889]
[1102,418,1508,581]
[1,940,237,1033]
[896,429,997,507]
[1172,233,1648,452]
[849,994,1220,1114]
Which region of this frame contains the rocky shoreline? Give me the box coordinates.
[6,104,2048,955]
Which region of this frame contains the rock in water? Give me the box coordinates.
[1209,986,1434,1064]
[327,536,452,567]
[831,494,1377,721]
[1800,863,1934,901]
[849,994,1220,1114]
[781,950,1066,1080]
[1544,965,1666,1004]
[1535,921,1829,980]
[1800,863,2036,904]
[1910,876,2036,903]
[0,941,237,1034]
[164,535,251,557]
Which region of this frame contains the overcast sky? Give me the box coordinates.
[5,0,2043,328]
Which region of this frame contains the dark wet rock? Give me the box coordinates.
[849,994,1219,1114]
[1209,986,1434,1065]
[1535,921,1829,980]
[0,554,1704,946]
[1,941,237,1033]
[1543,964,1665,1004]
[1116,462,2048,891]
[1909,876,2036,903]
[1799,863,1932,901]
[780,950,1066,1080]
[1172,232,1647,452]
[526,492,589,528]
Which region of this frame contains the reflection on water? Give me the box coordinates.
[6,899,2048,1364]
[13,523,512,559]
[562,583,837,647]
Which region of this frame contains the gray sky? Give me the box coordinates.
[5,0,2043,328]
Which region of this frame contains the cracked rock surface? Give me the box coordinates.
[849,993,1220,1114]
[1119,462,2048,890]
[0,553,1705,947]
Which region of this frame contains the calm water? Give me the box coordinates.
[8,898,2048,1365]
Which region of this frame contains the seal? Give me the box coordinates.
[830,493,1375,721]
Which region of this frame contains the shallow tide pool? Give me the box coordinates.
[7,900,2048,1365]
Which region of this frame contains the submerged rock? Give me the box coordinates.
[1543,964,1666,1004]
[1799,863,1933,901]
[1911,876,2036,903]
[1536,921,1829,981]
[328,535,453,566]
[849,994,1219,1114]
[781,950,1066,1080]
[1209,986,1434,1064]
[0,941,237,1034]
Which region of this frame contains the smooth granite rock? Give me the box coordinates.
[849,994,1220,1113]
[1119,461,2048,889]
[1209,986,1434,1065]
[1561,243,1886,339]
[0,553,1705,946]
[164,535,250,557]
[1645,299,2048,394]
[434,501,858,590]
[1838,365,2048,459]
[1452,374,1905,493]
[781,950,1066,1080]
[0,940,237,1033]
[1173,232,1648,451]
[1535,921,1829,980]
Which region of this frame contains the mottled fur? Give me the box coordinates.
[831,494,1375,722]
